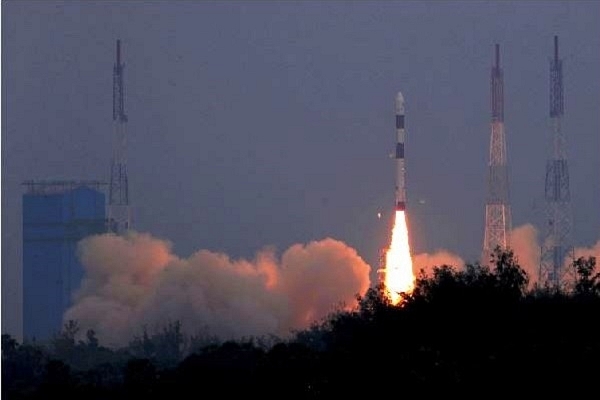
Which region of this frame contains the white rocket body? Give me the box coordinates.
[395,91,406,211]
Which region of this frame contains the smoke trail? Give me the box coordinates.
[64,232,371,347]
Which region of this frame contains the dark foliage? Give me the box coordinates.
[128,321,185,368]
[3,250,600,398]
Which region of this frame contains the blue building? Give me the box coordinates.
[22,181,107,341]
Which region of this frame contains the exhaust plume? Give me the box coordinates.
[383,210,415,304]
[65,232,371,347]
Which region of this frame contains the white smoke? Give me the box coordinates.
[65,232,371,347]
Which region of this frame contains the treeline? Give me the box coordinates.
[3,249,600,398]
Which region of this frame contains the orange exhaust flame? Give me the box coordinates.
[384,210,414,304]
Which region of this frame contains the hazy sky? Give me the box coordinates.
[2,1,599,337]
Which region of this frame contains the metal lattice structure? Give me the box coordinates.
[483,44,512,264]
[108,39,131,234]
[539,36,574,287]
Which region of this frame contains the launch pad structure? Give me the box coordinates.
[22,180,107,340]
[482,44,512,265]
[539,35,574,287]
[108,39,131,234]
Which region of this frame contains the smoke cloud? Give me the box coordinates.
[410,223,541,282]
[509,223,541,284]
[509,224,600,285]
[412,250,465,277]
[574,240,600,261]
[65,232,371,347]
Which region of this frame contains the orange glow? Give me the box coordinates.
[384,210,414,304]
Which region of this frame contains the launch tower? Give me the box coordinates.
[539,36,574,287]
[483,44,511,264]
[108,39,131,234]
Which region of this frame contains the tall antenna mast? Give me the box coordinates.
[108,39,131,234]
[540,35,574,287]
[483,43,511,264]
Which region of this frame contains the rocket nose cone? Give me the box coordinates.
[395,91,405,114]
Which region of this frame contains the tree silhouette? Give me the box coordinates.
[573,256,599,298]
[3,249,600,397]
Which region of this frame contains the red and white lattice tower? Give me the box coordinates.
[108,39,131,234]
[483,44,512,264]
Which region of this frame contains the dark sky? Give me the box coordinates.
[2,1,599,337]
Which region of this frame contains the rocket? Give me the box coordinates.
[395,91,406,211]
